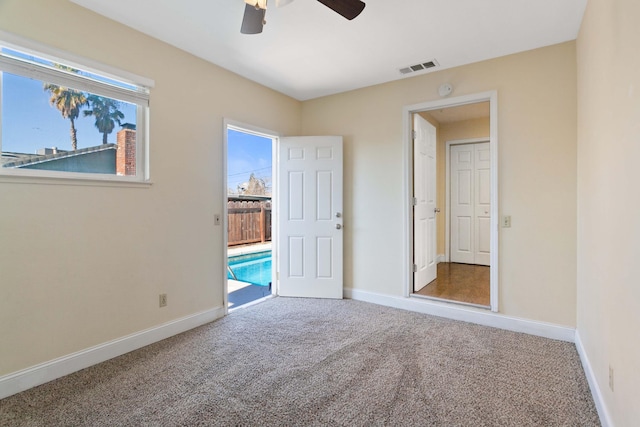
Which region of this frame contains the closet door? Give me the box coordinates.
[450,144,474,264]
[474,143,491,266]
[450,143,490,266]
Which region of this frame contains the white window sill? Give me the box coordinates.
[0,171,153,188]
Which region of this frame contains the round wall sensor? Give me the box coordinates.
[438,83,453,97]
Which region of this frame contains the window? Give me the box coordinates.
[0,38,151,182]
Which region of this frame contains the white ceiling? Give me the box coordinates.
[70,0,587,101]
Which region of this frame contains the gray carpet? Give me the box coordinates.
[0,298,599,426]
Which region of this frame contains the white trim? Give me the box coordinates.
[402,91,499,312]
[140,103,150,180]
[444,137,490,265]
[0,306,224,400]
[489,97,499,311]
[0,169,153,187]
[0,30,154,89]
[575,331,613,427]
[436,254,446,264]
[222,119,280,314]
[222,121,230,314]
[229,294,276,313]
[345,288,575,342]
[0,55,148,106]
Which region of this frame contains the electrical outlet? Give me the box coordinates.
[214,214,221,226]
[609,365,614,391]
[159,293,167,308]
[501,215,511,228]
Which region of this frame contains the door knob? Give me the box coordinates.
[434,208,441,213]
[336,212,342,218]
[336,224,342,230]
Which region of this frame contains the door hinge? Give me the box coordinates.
[412,130,417,139]
[412,197,418,206]
[413,264,418,272]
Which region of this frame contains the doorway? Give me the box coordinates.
[223,124,345,310]
[403,92,498,312]
[224,122,277,311]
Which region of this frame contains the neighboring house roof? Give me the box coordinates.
[228,195,272,202]
[0,152,36,167]
[1,144,116,168]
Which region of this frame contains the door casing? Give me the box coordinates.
[402,91,499,312]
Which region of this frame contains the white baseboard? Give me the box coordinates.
[436,254,446,264]
[575,331,613,427]
[344,288,575,342]
[0,306,225,400]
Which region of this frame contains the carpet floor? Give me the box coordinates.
[0,298,599,426]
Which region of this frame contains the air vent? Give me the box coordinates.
[399,59,439,75]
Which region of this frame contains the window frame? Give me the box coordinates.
[0,31,154,186]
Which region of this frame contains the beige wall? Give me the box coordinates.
[0,0,301,376]
[577,0,640,425]
[301,42,577,326]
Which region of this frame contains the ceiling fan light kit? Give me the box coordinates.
[241,0,366,34]
[245,0,268,9]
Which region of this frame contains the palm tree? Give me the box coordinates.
[83,95,125,144]
[43,66,87,151]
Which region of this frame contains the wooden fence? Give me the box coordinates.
[228,200,272,246]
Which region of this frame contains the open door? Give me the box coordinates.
[413,115,437,292]
[277,136,343,298]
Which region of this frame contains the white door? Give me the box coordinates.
[277,136,343,298]
[413,115,437,292]
[450,144,474,264]
[474,143,491,265]
[450,142,490,266]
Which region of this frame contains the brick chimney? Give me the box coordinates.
[116,123,136,176]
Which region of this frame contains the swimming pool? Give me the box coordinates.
[227,250,272,287]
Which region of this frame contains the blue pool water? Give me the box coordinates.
[228,250,272,287]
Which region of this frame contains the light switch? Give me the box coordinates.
[501,215,511,228]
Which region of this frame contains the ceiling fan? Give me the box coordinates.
[241,0,366,34]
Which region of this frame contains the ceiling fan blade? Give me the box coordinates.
[241,4,265,34]
[316,0,365,20]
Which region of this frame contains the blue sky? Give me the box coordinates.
[1,72,137,153]
[227,129,273,194]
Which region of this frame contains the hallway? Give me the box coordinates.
[415,262,490,307]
